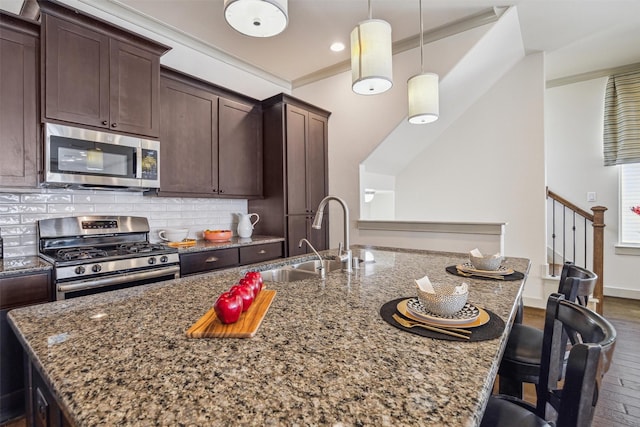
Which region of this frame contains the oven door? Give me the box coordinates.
[56,265,179,300]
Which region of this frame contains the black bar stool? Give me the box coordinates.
[482,293,616,427]
[498,263,597,398]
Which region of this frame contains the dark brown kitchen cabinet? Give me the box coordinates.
[0,12,39,188]
[180,248,239,276]
[218,98,262,198]
[156,68,262,198]
[238,242,283,265]
[0,270,52,423]
[28,362,71,427]
[249,94,329,257]
[38,0,170,138]
[158,73,218,195]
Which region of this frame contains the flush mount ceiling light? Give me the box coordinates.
[224,0,288,38]
[350,0,393,95]
[407,0,439,124]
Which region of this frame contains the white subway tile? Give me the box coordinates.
[0,193,20,203]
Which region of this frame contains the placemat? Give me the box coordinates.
[380,298,506,342]
[445,265,525,281]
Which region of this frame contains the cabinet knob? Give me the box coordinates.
[205,256,219,263]
[102,120,108,125]
[219,189,225,194]
[258,250,266,254]
[111,123,117,128]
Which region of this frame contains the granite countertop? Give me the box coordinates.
[0,256,52,277]
[8,246,529,426]
[173,235,285,253]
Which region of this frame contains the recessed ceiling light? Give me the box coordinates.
[330,42,345,52]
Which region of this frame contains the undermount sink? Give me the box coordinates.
[290,259,343,273]
[261,258,364,283]
[260,268,318,283]
[261,259,344,283]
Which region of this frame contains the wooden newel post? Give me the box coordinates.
[591,206,607,315]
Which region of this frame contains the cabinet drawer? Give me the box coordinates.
[180,249,239,276]
[239,242,283,265]
[0,271,52,310]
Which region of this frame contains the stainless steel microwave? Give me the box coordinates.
[43,123,160,191]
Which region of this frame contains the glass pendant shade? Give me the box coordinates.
[408,72,439,124]
[351,19,393,95]
[224,0,288,38]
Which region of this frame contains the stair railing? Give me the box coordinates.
[546,188,607,314]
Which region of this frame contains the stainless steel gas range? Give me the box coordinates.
[38,216,180,300]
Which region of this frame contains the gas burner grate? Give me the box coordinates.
[116,242,165,254]
[56,247,108,261]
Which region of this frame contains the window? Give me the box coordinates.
[620,163,640,245]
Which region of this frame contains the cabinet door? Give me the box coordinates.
[180,248,239,276]
[285,105,308,215]
[306,112,328,213]
[43,14,110,129]
[287,215,309,257]
[159,77,218,194]
[218,98,262,197]
[110,39,160,137]
[0,19,38,187]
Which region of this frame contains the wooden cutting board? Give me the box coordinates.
[186,289,276,338]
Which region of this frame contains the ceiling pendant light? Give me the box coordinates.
[224,0,288,38]
[407,0,439,124]
[350,0,393,95]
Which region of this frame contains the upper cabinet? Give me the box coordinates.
[249,94,330,257]
[38,0,170,138]
[0,12,39,187]
[156,68,262,198]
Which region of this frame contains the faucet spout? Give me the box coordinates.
[311,195,352,273]
[298,238,326,279]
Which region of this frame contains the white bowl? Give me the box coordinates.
[158,228,189,242]
[469,254,503,271]
[417,283,468,316]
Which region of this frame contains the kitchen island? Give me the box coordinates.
[8,246,529,426]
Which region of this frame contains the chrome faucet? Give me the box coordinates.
[298,238,326,279]
[311,195,352,273]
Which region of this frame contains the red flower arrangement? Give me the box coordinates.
[632,206,640,216]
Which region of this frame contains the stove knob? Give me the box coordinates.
[160,256,168,263]
[75,266,85,275]
[148,257,157,265]
[92,264,102,273]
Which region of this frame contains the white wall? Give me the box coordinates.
[546,78,638,299]
[394,54,547,306]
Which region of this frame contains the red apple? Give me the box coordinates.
[240,276,260,297]
[230,284,254,312]
[244,271,263,293]
[213,292,243,324]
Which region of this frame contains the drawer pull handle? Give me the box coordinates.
[258,250,266,254]
[205,256,219,263]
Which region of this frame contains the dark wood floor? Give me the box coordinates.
[516,296,640,427]
[4,297,638,427]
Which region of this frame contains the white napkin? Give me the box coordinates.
[454,283,468,295]
[416,276,468,295]
[415,275,435,293]
[470,248,501,259]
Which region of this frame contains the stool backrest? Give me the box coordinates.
[536,293,617,427]
[558,262,597,306]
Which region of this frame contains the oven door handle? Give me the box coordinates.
[57,265,180,293]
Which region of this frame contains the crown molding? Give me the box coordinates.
[546,61,640,88]
[292,8,502,89]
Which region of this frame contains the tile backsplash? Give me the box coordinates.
[0,188,247,258]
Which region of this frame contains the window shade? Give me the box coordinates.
[603,69,640,166]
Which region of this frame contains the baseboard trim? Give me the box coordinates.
[605,287,640,300]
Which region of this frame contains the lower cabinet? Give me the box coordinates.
[0,270,52,423]
[28,362,72,427]
[180,242,283,277]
